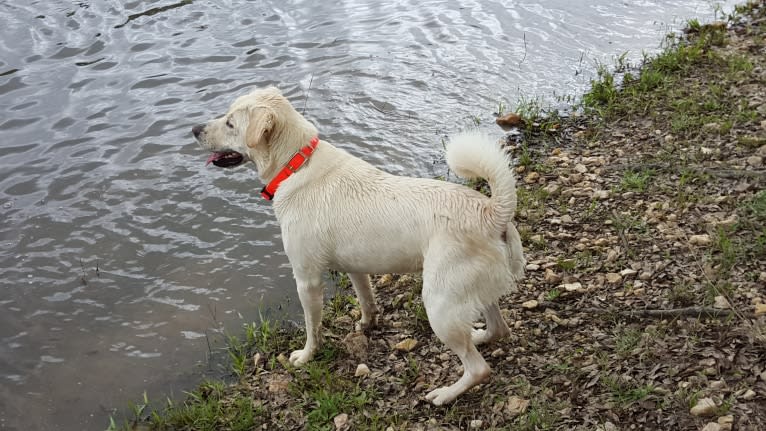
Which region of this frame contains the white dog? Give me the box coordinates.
[192,87,525,405]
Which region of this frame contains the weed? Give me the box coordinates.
[613,326,642,355]
[556,257,576,272]
[545,288,561,301]
[602,375,654,407]
[620,169,653,192]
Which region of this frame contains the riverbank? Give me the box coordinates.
[117,2,765,430]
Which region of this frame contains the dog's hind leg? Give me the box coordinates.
[471,302,511,345]
[348,273,379,332]
[421,262,490,405]
[289,270,325,366]
[423,295,490,405]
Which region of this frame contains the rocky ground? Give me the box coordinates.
[122,3,766,430]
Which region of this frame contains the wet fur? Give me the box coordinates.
[193,87,525,405]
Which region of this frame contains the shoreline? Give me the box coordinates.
[115,2,765,430]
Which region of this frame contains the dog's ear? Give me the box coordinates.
[246,107,275,149]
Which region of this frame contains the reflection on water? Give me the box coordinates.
[0,0,734,429]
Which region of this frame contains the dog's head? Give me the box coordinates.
[192,86,316,175]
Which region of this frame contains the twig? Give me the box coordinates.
[521,301,749,320]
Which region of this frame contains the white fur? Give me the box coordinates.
[194,87,526,405]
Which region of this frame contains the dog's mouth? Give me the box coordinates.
[206,151,245,168]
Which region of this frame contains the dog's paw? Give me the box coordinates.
[471,328,491,345]
[288,349,313,367]
[425,386,458,406]
[354,316,378,333]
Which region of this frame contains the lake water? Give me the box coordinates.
[0,0,735,429]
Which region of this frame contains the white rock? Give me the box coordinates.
[690,397,717,416]
[469,419,483,429]
[605,273,622,284]
[755,303,766,316]
[718,415,734,431]
[620,268,638,277]
[526,263,541,271]
[713,295,730,309]
[594,190,609,200]
[742,389,756,400]
[574,163,588,173]
[561,282,583,292]
[506,396,530,416]
[355,363,370,377]
[747,155,763,167]
[394,338,418,352]
[333,413,349,430]
[689,234,712,247]
[701,423,721,431]
[521,300,539,309]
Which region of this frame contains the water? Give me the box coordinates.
[0,0,734,429]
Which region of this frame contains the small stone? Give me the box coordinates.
[620,268,637,277]
[355,363,370,377]
[561,215,573,224]
[701,423,721,431]
[690,397,717,416]
[561,282,583,292]
[710,379,726,390]
[377,274,393,286]
[506,396,530,416]
[755,303,766,316]
[594,190,609,200]
[496,112,524,128]
[689,234,712,247]
[742,389,756,400]
[664,134,675,143]
[605,273,622,284]
[595,422,618,431]
[747,155,763,167]
[342,332,369,360]
[760,370,766,382]
[718,415,734,431]
[639,271,653,281]
[333,413,349,430]
[606,249,619,262]
[713,295,730,310]
[469,419,483,429]
[526,263,540,271]
[491,348,504,358]
[544,268,562,284]
[574,163,587,173]
[524,172,540,184]
[394,338,418,352]
[568,173,583,184]
[522,300,539,309]
[758,144,766,156]
[544,183,560,195]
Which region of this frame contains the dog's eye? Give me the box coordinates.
[225,118,234,129]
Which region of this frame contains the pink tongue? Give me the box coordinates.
[206,152,223,166]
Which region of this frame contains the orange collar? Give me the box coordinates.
[260,137,319,200]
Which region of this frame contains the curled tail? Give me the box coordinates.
[445,131,517,231]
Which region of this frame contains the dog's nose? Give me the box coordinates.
[192,124,205,138]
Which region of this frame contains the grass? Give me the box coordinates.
[619,169,653,192]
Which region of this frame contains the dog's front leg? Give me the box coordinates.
[289,274,324,366]
[348,273,378,332]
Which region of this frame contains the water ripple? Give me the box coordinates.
[0,0,737,429]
